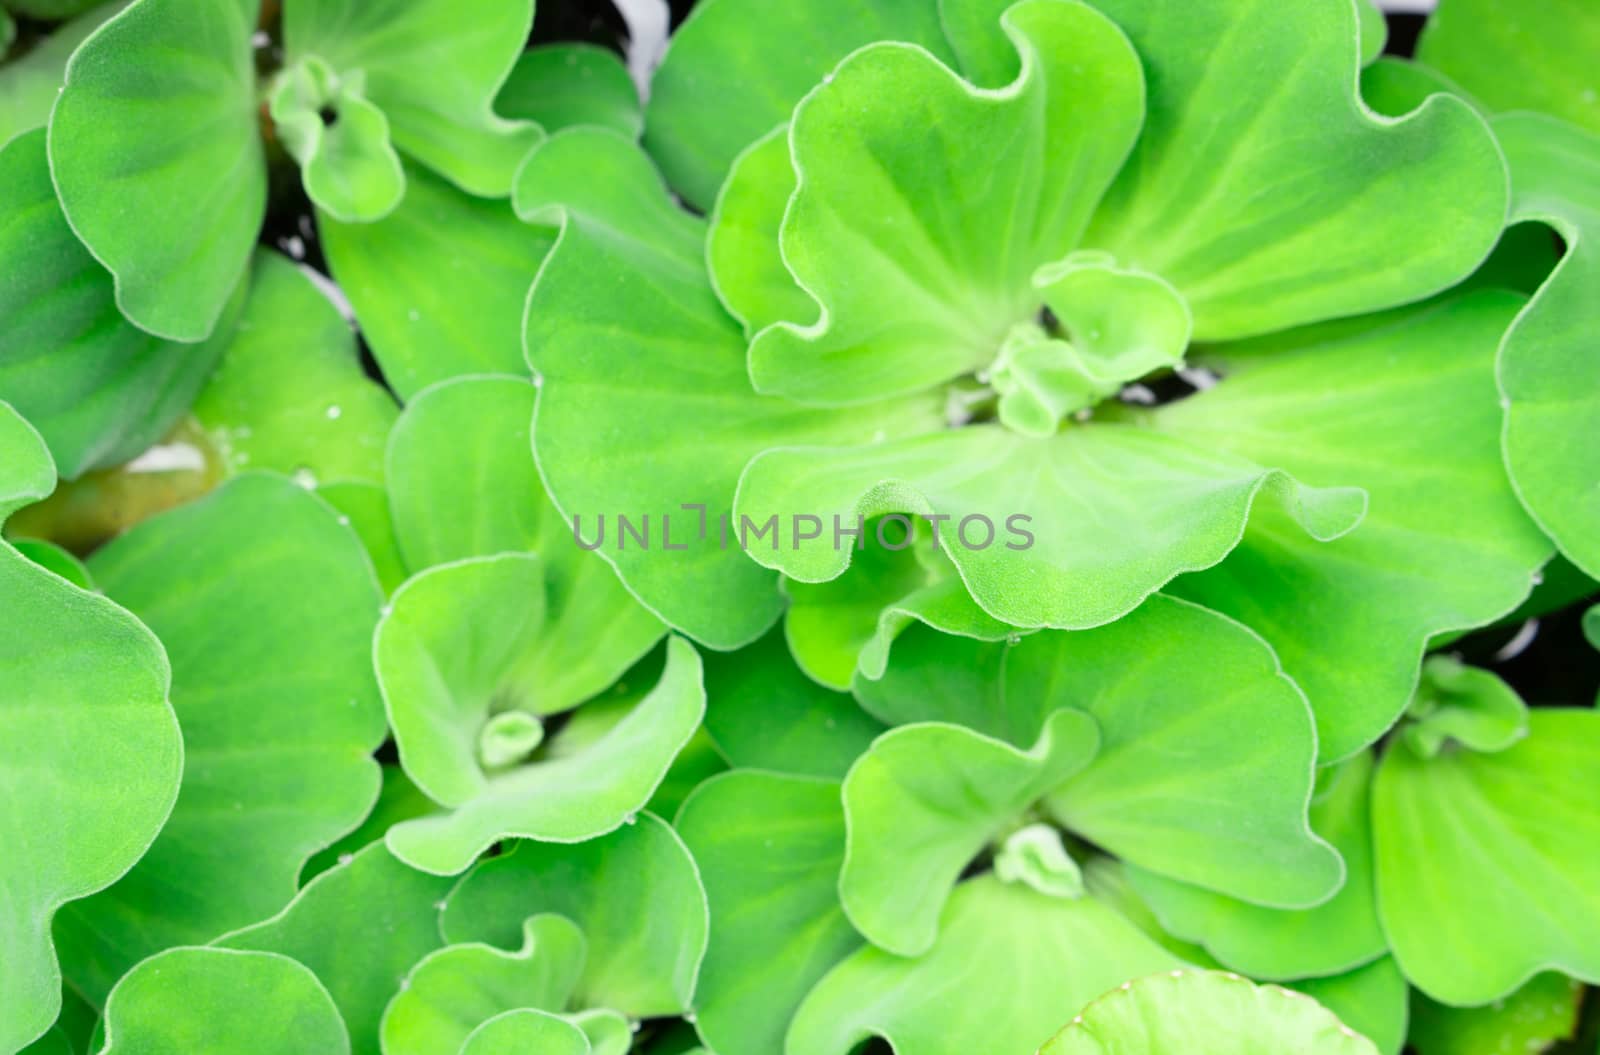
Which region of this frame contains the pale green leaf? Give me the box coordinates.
[675,771,858,1055]
[56,473,385,1004]
[459,1010,589,1055]
[1039,969,1379,1055]
[1082,0,1506,338]
[1128,752,1384,980]
[495,45,641,138]
[285,0,540,197]
[319,164,554,399]
[1418,0,1600,134]
[0,1,127,146]
[1288,957,1410,1055]
[440,815,706,1018]
[643,0,952,210]
[840,709,1098,955]
[746,0,1144,405]
[217,843,455,1055]
[1373,709,1600,1004]
[385,637,705,875]
[517,127,939,648]
[48,0,264,340]
[1160,291,1553,759]
[1495,114,1600,578]
[316,483,408,596]
[0,129,243,478]
[378,915,583,1055]
[0,406,180,1055]
[788,876,1181,1055]
[1402,656,1528,759]
[268,57,406,223]
[193,250,397,487]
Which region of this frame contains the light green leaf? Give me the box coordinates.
[268,57,406,223]
[317,483,408,596]
[1494,113,1600,578]
[319,164,554,400]
[48,0,263,341]
[0,404,181,1055]
[841,710,1098,956]
[518,127,939,649]
[379,915,584,1055]
[496,45,641,138]
[386,636,705,875]
[284,0,540,197]
[217,843,455,1055]
[701,628,884,779]
[1408,972,1583,1055]
[1039,969,1379,1055]
[0,1,127,145]
[0,129,243,478]
[1359,56,1478,119]
[706,126,809,335]
[746,1,1143,405]
[1402,656,1528,759]
[1357,0,1387,66]
[643,0,952,210]
[56,474,386,1004]
[1418,0,1600,135]
[1373,709,1600,1004]
[98,948,349,1055]
[1288,957,1410,1055]
[1160,291,1553,759]
[1082,0,1506,339]
[11,537,93,590]
[440,814,706,1018]
[788,876,1181,1055]
[459,1010,589,1055]
[735,423,1363,631]
[1128,752,1384,980]
[193,251,396,486]
[675,771,858,1055]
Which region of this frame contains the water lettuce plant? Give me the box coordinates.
[1,0,1598,1053]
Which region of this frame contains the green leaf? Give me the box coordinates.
[56,473,386,1004]
[1038,969,1380,1055]
[1288,957,1409,1055]
[675,771,859,1055]
[1127,752,1384,980]
[1401,656,1528,759]
[385,636,705,875]
[1586,604,1600,651]
[1373,709,1600,1004]
[1408,972,1584,1055]
[0,404,181,1055]
[267,57,406,223]
[1357,0,1387,66]
[217,843,456,1055]
[284,0,540,197]
[706,126,808,336]
[19,1027,71,1055]
[1494,114,1600,579]
[735,423,1363,631]
[193,251,397,486]
[48,0,264,341]
[1418,0,1600,135]
[459,1010,590,1055]
[1082,0,1506,339]
[0,1,127,145]
[701,628,884,779]
[1159,291,1553,759]
[0,129,244,478]
[379,914,584,1055]
[495,45,641,138]
[840,709,1099,956]
[517,127,939,649]
[744,0,1144,406]
[11,537,93,590]
[440,815,706,1018]
[319,164,554,400]
[317,482,409,596]
[1359,57,1478,120]
[98,948,349,1055]
[643,0,952,210]
[788,876,1182,1055]
[858,595,1340,908]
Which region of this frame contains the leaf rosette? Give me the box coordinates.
[525,0,1548,758]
